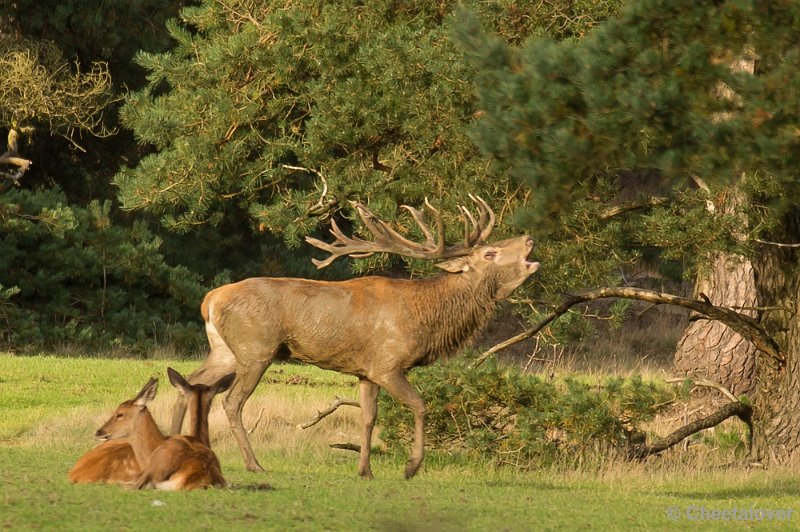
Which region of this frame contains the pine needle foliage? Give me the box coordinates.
[379,358,676,468]
[114,0,621,274]
[0,188,207,353]
[454,0,800,296]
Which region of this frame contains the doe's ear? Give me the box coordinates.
[133,378,158,407]
[167,367,192,395]
[435,257,471,273]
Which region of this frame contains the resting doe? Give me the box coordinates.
[85,368,234,490]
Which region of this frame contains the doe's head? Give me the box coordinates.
[95,378,158,441]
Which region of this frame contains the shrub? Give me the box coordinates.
[0,187,210,354]
[378,358,675,468]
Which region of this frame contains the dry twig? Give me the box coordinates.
[298,396,359,429]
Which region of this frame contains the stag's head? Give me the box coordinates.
[95,378,158,441]
[435,235,539,299]
[306,195,539,298]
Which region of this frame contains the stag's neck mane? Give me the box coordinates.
[410,270,500,366]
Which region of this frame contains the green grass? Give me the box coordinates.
[2,353,799,530]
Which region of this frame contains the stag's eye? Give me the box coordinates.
[484,250,497,260]
[116,413,123,419]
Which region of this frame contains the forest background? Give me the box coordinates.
[4,0,800,465]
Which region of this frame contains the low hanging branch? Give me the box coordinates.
[629,401,752,459]
[471,287,782,369]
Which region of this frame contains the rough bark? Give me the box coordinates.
[673,252,758,395]
[750,212,800,464]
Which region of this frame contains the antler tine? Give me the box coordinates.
[306,197,492,269]
[354,202,432,253]
[423,198,445,255]
[467,194,495,243]
[458,205,478,247]
[305,218,375,269]
[401,205,436,248]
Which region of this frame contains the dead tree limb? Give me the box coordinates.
[0,129,32,185]
[298,396,359,429]
[329,442,361,453]
[664,377,739,403]
[628,401,753,460]
[471,287,781,368]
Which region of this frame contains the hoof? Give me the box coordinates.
[404,462,420,480]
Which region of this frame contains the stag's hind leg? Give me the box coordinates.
[223,359,271,472]
[375,372,426,479]
[357,379,380,479]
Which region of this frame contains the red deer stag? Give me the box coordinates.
[172,196,539,479]
[85,368,234,490]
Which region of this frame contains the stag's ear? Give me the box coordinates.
[435,257,471,273]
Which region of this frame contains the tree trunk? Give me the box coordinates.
[673,52,758,396]
[673,252,757,395]
[750,212,800,463]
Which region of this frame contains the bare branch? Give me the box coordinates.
[0,129,32,186]
[628,401,752,460]
[329,442,361,452]
[471,287,782,368]
[247,408,266,435]
[754,238,800,248]
[282,165,334,221]
[599,197,668,219]
[664,377,739,403]
[298,396,359,429]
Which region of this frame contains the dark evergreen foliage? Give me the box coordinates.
[0,188,207,353]
[455,0,800,300]
[379,358,675,467]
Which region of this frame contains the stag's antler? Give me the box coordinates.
[305,195,496,269]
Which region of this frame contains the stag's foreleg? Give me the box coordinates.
[377,372,426,479]
[357,379,380,479]
[223,359,271,472]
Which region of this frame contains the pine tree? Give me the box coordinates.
[114,0,620,276]
[456,0,800,463]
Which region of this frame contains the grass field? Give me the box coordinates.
[2,353,799,531]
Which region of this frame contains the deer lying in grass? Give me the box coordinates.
[68,439,141,485]
[172,196,539,479]
[71,368,234,490]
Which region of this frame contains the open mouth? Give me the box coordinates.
[524,239,540,272]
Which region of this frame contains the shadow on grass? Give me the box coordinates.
[665,480,800,500]
[228,482,276,491]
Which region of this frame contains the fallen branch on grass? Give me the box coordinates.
[628,377,753,460]
[329,442,361,453]
[298,396,359,429]
[628,401,753,459]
